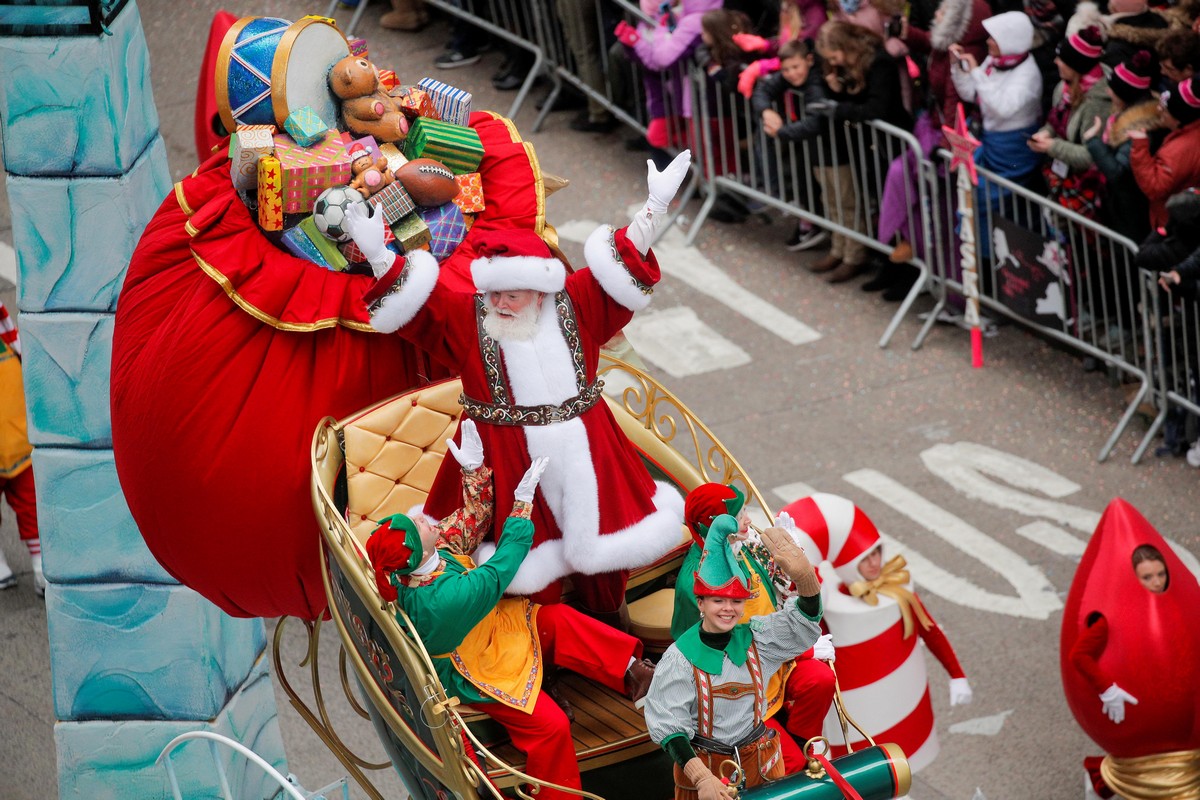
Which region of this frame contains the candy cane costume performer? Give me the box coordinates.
[778,494,973,772]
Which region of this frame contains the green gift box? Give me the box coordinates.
[402,117,483,175]
[298,216,350,271]
[389,212,432,253]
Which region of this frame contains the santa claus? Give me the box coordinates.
[342,151,693,619]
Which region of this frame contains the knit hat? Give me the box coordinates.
[693,514,755,599]
[683,483,746,545]
[470,228,566,294]
[1056,24,1105,75]
[982,11,1035,57]
[365,513,424,601]
[1166,76,1200,126]
[1109,50,1157,105]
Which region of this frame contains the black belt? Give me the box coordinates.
[459,379,604,427]
[691,722,768,755]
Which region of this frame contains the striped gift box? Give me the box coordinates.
[229,124,275,192]
[274,130,353,213]
[451,172,485,214]
[369,181,416,225]
[389,212,432,253]
[417,77,473,127]
[257,155,283,231]
[281,222,334,270]
[402,117,482,175]
[378,69,400,92]
[298,216,349,271]
[418,202,467,262]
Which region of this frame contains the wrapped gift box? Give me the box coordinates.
[451,172,485,214]
[378,69,400,93]
[283,106,328,148]
[348,37,368,58]
[402,117,482,175]
[378,143,408,174]
[369,181,416,225]
[416,77,472,127]
[392,87,438,121]
[418,202,467,262]
[389,212,431,253]
[229,124,275,192]
[340,224,396,264]
[281,222,334,269]
[273,130,353,214]
[257,155,283,231]
[297,216,350,271]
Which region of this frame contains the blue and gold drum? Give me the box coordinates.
[215,15,350,134]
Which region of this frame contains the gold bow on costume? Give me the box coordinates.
[847,555,933,639]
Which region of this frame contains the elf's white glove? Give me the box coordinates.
[626,149,692,255]
[948,677,973,706]
[1100,683,1138,723]
[773,511,803,544]
[514,456,550,503]
[446,419,484,471]
[342,202,395,278]
[813,633,836,663]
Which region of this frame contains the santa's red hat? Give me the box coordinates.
[470,228,566,295]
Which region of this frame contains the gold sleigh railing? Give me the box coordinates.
[282,355,774,800]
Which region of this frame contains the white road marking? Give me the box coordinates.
[557,218,822,346]
[772,482,817,505]
[0,241,16,286]
[843,468,1063,620]
[949,710,1014,736]
[1015,521,1087,558]
[622,306,751,377]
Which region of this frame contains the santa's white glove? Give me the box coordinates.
[1100,683,1138,723]
[626,149,692,255]
[446,419,484,471]
[948,677,973,706]
[514,456,550,503]
[343,202,394,278]
[812,633,835,663]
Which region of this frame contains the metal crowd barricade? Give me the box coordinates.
[1137,267,1200,462]
[421,0,547,121]
[927,149,1150,462]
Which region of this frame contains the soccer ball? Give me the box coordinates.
[312,186,366,242]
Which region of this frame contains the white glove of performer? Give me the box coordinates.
[1100,683,1138,724]
[626,149,692,256]
[773,511,803,544]
[513,456,551,503]
[342,202,394,278]
[948,677,973,706]
[812,633,836,663]
[446,419,484,471]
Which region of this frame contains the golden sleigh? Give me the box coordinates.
[302,356,912,800]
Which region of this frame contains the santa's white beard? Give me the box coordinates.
[482,302,541,341]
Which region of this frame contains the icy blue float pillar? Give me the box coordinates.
[0,3,288,797]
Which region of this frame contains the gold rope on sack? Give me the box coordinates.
[846,555,933,639]
[1100,749,1200,800]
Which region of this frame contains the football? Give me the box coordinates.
[396,158,461,207]
[312,186,367,242]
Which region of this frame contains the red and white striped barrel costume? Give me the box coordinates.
[779,493,967,773]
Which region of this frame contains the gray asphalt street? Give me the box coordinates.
[1,2,1197,799]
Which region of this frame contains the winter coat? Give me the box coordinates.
[952,54,1043,133]
[829,49,913,129]
[1067,1,1179,68]
[632,0,723,71]
[752,65,845,161]
[1041,76,1111,172]
[1085,100,1161,243]
[1131,121,1200,229]
[1135,189,1200,297]
[905,0,991,127]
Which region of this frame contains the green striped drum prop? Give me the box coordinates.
[739,743,911,800]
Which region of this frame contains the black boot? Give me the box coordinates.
[860,259,893,292]
[881,263,920,301]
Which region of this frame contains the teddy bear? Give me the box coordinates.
[328,56,409,144]
[346,143,395,198]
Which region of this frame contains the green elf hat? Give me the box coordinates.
[693,513,755,599]
[683,483,746,546]
[365,513,424,602]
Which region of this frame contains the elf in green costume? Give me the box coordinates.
[673,484,836,769]
[366,437,656,800]
[646,514,824,800]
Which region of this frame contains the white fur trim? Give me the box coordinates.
[561,480,685,574]
[406,504,439,528]
[369,249,439,333]
[584,225,654,312]
[471,254,566,294]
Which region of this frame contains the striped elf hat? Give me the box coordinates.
[693,514,756,599]
[1056,24,1104,75]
